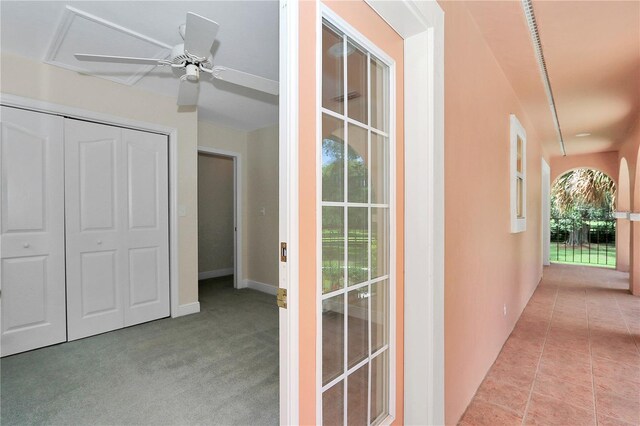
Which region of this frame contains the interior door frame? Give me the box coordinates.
[279,0,445,424]
[0,93,183,320]
[279,0,300,423]
[196,146,242,289]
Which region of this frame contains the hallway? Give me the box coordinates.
[460,264,640,426]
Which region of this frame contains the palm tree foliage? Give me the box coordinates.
[552,169,616,215]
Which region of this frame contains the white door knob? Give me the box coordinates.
[97,240,102,245]
[23,243,30,248]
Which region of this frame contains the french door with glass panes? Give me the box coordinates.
[319,9,396,426]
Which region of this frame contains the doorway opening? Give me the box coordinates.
[197,149,239,288]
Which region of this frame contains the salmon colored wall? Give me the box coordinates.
[630,122,640,294]
[550,151,619,185]
[298,2,317,421]
[618,120,640,293]
[298,1,404,423]
[438,2,546,423]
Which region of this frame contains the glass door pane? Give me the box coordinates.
[320,19,392,426]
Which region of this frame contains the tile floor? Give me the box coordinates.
[459,264,640,426]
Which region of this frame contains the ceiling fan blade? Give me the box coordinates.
[184,12,219,59]
[75,54,166,65]
[177,78,200,106]
[211,66,279,96]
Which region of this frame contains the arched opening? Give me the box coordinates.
[631,150,640,294]
[617,158,631,272]
[550,168,617,267]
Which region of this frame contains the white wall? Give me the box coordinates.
[198,154,235,275]
[1,52,200,306]
[247,125,279,288]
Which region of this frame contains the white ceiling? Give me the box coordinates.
[0,1,279,131]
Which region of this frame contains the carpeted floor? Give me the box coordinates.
[0,276,279,425]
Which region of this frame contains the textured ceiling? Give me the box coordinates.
[465,0,640,157]
[0,1,279,131]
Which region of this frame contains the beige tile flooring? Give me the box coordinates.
[459,264,640,426]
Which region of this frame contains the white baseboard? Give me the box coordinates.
[174,302,200,317]
[243,279,278,296]
[198,268,234,280]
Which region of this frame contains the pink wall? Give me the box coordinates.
[618,120,640,293]
[438,2,546,423]
[550,151,619,185]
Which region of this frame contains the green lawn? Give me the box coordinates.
[549,243,616,268]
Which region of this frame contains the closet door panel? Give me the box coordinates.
[123,128,169,326]
[0,106,66,356]
[65,119,125,341]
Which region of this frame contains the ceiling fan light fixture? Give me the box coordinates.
[185,64,199,81]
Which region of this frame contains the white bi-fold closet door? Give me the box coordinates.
[0,106,170,356]
[0,106,67,356]
[65,119,170,341]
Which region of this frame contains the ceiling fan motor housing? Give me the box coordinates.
[170,43,209,80]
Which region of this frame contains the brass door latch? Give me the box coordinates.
[277,288,287,309]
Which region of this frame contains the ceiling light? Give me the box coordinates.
[575,133,591,137]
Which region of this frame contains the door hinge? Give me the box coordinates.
[277,288,287,309]
[280,242,287,262]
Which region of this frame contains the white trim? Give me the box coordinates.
[198,268,234,280]
[366,1,446,424]
[614,211,631,220]
[0,93,182,322]
[197,146,243,290]
[315,4,323,422]
[279,1,300,425]
[175,302,200,317]
[244,279,279,296]
[510,114,527,233]
[629,213,640,221]
[317,6,397,425]
[541,159,551,266]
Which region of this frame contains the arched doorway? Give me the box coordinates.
[632,150,640,294]
[550,168,617,267]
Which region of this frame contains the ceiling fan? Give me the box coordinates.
[74,12,278,106]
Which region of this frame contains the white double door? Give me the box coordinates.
[1,107,170,356]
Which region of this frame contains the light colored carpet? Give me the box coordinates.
[1,277,279,425]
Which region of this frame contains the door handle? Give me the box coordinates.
[23,243,30,248]
[97,240,103,245]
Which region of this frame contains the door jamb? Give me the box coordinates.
[279,0,300,424]
[0,93,182,319]
[196,146,243,289]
